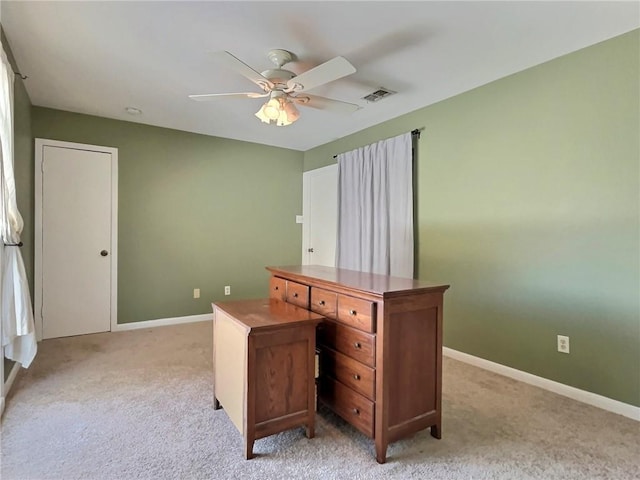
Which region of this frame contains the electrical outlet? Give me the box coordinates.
[557,335,570,354]
[224,285,231,296]
[193,288,200,299]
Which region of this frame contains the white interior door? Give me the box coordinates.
[35,140,118,339]
[302,164,337,266]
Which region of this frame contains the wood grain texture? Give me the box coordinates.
[255,341,309,423]
[320,346,375,400]
[286,281,310,309]
[269,277,286,302]
[310,287,337,318]
[319,376,375,438]
[212,300,321,459]
[267,265,448,298]
[267,266,449,464]
[336,294,375,332]
[214,298,321,332]
[387,308,437,426]
[317,320,376,368]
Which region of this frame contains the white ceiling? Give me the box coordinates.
[2,1,638,152]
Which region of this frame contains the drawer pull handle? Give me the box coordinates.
[274,286,279,290]
[353,374,361,380]
[352,408,360,415]
[349,309,357,316]
[293,293,298,298]
[354,342,361,349]
[319,300,325,306]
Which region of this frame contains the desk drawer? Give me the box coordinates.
[317,320,375,368]
[337,295,375,333]
[319,377,374,438]
[269,277,286,301]
[310,287,337,318]
[286,281,309,309]
[320,347,375,401]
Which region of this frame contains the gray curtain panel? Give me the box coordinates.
[336,132,413,278]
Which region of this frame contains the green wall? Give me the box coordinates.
[31,109,304,323]
[9,26,639,407]
[13,60,33,293]
[305,30,640,407]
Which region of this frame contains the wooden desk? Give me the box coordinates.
[212,298,323,459]
[267,265,449,464]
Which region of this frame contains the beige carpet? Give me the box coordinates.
[1,321,638,480]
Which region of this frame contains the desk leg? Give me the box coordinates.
[375,439,388,464]
[305,334,316,440]
[430,424,441,439]
[244,437,255,460]
[305,418,315,439]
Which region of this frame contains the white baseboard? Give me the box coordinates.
[2,360,22,417]
[443,347,640,421]
[112,313,212,332]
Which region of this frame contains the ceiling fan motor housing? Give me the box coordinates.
[261,68,296,90]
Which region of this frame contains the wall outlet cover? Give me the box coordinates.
[557,335,570,354]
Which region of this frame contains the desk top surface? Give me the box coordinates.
[213,298,323,332]
[266,265,449,297]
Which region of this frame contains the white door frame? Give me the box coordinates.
[34,139,118,341]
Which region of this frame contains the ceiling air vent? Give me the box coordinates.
[362,87,396,103]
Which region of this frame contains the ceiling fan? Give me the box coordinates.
[189,49,359,126]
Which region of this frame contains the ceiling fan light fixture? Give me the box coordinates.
[254,104,271,123]
[255,96,299,127]
[282,101,300,124]
[263,98,282,120]
[276,110,290,127]
[275,100,299,126]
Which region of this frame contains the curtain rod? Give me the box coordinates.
[333,128,423,158]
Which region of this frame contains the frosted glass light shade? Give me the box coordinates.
[255,96,300,126]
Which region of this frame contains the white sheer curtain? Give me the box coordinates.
[336,132,414,278]
[0,43,37,368]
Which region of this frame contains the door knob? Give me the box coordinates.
[100,250,109,257]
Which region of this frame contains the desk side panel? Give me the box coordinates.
[385,292,443,438]
[253,327,313,424]
[213,308,247,435]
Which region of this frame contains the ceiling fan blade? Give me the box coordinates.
[213,51,274,91]
[287,56,356,92]
[292,94,360,114]
[189,92,269,101]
